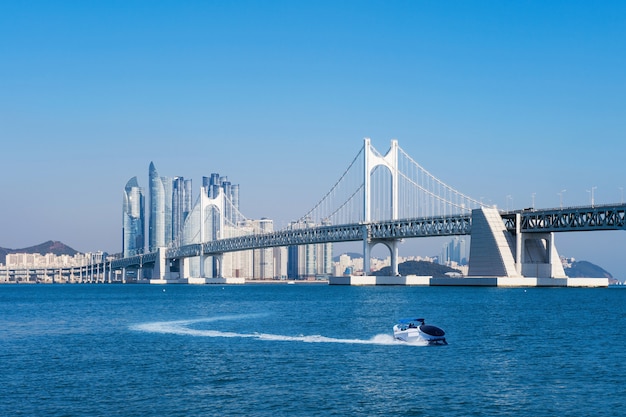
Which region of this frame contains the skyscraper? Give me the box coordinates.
[172,177,193,244]
[149,162,165,252]
[440,237,467,265]
[287,218,333,279]
[126,165,248,279]
[253,218,274,279]
[122,177,145,257]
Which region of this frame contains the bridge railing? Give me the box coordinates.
[500,202,626,215]
[502,203,626,232]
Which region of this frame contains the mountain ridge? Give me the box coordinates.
[0,241,79,264]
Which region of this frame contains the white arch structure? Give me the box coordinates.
[363,138,401,275]
[198,187,225,278]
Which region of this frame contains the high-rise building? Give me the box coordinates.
[253,218,274,279]
[230,184,240,212]
[122,177,145,257]
[287,218,333,279]
[203,173,240,224]
[149,162,165,252]
[149,163,192,251]
[458,238,467,264]
[172,177,192,244]
[440,237,467,265]
[162,176,173,245]
[273,246,288,280]
[127,165,250,279]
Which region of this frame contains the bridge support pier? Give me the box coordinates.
[179,257,191,280]
[468,208,566,279]
[363,233,371,275]
[198,254,223,278]
[363,238,401,276]
[519,232,567,278]
[215,254,224,278]
[148,247,188,284]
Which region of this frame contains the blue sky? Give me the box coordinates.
[1,1,625,276]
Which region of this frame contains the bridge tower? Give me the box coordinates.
[198,186,225,279]
[363,138,401,275]
[176,186,227,281]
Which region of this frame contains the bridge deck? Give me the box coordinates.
[111,204,626,267]
[503,203,626,233]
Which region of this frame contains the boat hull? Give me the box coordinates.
[393,324,447,345]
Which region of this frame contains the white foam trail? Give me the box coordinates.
[129,314,268,336]
[130,316,426,346]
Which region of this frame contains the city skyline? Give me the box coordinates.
[1,2,625,277]
[123,161,332,280]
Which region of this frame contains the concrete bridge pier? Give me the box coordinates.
[468,207,567,281]
[520,232,567,279]
[179,257,191,281]
[149,247,187,284]
[214,254,224,278]
[187,252,243,284]
[363,237,400,276]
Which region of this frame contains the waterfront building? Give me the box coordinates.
[148,162,166,252]
[253,218,274,279]
[122,177,145,257]
[172,177,192,244]
[1,251,110,284]
[124,165,262,278]
[440,237,467,266]
[149,163,192,251]
[224,218,275,279]
[273,246,288,279]
[5,251,106,268]
[221,222,254,279]
[287,218,333,279]
[162,176,174,245]
[336,254,353,276]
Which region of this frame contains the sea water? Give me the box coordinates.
[1,284,624,416]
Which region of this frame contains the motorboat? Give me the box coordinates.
[393,318,447,345]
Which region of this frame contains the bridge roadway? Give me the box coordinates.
[502,203,626,233]
[111,203,626,269]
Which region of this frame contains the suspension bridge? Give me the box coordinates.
[104,138,626,287]
[9,139,621,286]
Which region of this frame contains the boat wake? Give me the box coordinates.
[130,315,427,346]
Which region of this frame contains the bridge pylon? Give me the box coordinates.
[363,138,401,275]
[196,186,226,279]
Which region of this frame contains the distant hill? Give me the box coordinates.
[373,260,460,277]
[564,261,613,280]
[372,259,612,280]
[0,241,79,264]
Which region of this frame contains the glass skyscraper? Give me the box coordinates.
[149,162,194,251]
[126,165,249,278]
[122,177,145,257]
[149,162,166,252]
[122,163,300,280]
[172,177,193,245]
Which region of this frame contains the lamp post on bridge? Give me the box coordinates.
[619,187,623,204]
[506,195,512,212]
[531,193,535,210]
[558,189,566,209]
[586,186,597,208]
